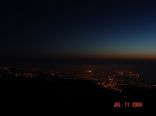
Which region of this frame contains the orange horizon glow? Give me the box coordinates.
[97,54,156,60]
[48,53,156,60]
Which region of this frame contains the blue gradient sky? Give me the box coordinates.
[4,0,156,59]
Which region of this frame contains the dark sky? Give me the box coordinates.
[3,0,156,60]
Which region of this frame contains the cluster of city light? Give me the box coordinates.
[95,70,141,92]
[115,70,140,78]
[0,66,40,78]
[97,78,122,92]
[15,72,34,78]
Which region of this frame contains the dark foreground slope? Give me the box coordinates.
[0,76,156,115]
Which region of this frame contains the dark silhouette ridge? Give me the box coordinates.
[0,76,155,114]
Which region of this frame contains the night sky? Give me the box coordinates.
[4,0,156,60]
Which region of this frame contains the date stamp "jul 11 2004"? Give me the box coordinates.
[113,101,143,108]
